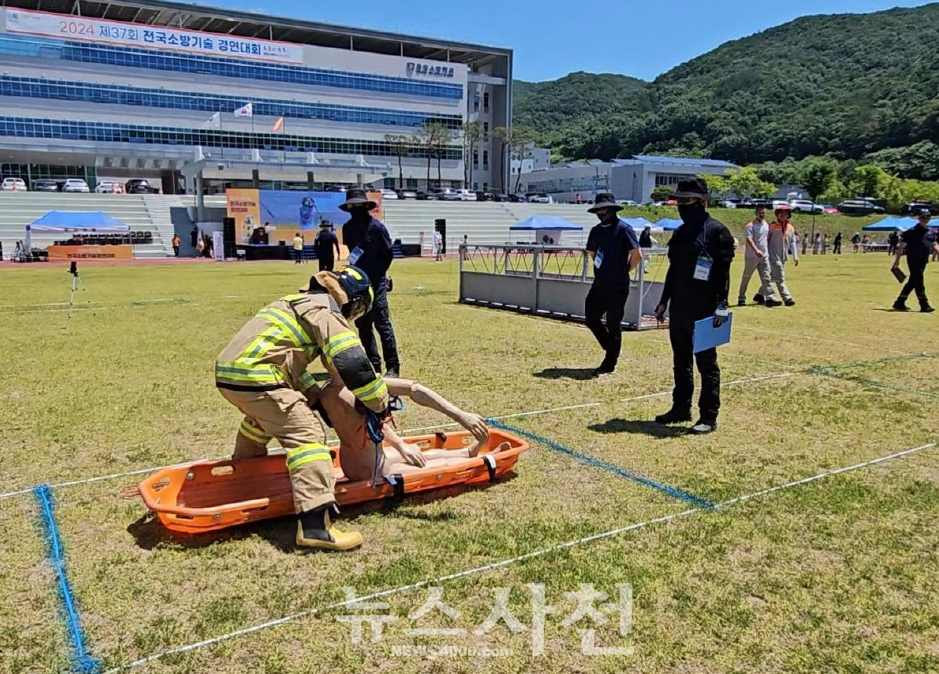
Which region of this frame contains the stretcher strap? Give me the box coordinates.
[384,473,405,506]
[483,454,498,483]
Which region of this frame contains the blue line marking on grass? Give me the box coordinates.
[34,485,101,674]
[487,419,715,509]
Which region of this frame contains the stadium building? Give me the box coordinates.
[0,0,513,194]
[519,155,738,204]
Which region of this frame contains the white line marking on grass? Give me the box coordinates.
[0,372,798,501]
[734,325,908,355]
[103,441,938,673]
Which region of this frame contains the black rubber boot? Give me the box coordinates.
[654,408,692,424]
[296,503,362,551]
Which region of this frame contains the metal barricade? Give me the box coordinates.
[459,244,669,330]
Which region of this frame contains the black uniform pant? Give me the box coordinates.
[584,285,628,367]
[897,264,929,308]
[318,256,335,272]
[355,279,400,373]
[668,314,721,423]
[293,249,303,264]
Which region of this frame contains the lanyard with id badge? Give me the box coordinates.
[692,226,712,282]
[348,246,364,265]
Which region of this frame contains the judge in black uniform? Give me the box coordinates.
[653,178,735,434]
[584,193,641,377]
[340,188,401,378]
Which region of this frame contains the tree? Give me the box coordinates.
[650,184,673,202]
[416,122,451,190]
[800,158,837,235]
[494,126,530,193]
[701,174,730,200]
[461,120,483,188]
[726,166,775,200]
[383,134,410,189]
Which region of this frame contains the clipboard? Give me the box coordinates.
[891,267,907,284]
[693,313,733,353]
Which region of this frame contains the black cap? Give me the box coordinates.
[670,178,710,199]
[339,188,377,212]
[587,192,623,214]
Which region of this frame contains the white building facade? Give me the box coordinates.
[520,155,738,203]
[0,0,513,193]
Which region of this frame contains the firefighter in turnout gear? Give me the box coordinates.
[215,266,389,551]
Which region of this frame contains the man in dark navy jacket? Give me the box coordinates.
[340,189,401,377]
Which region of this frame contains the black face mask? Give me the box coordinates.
[678,204,707,226]
[349,207,370,222]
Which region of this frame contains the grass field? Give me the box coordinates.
[1,250,938,674]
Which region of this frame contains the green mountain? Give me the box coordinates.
[513,3,939,179]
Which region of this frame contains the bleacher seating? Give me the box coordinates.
[0,192,174,259]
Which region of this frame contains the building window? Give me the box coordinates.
[0,33,464,101]
[0,115,464,160]
[654,173,696,187]
[483,150,489,170]
[483,122,489,137]
[483,92,490,113]
[473,91,480,112]
[0,74,463,130]
[483,182,488,191]
[473,151,479,167]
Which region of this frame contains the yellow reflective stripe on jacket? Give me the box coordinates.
[240,325,283,361]
[285,444,332,471]
[298,371,318,392]
[239,420,271,444]
[351,376,388,403]
[215,361,284,385]
[322,331,361,360]
[256,307,309,348]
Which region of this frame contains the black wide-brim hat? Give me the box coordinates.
[339,188,377,212]
[670,177,710,199]
[587,192,623,213]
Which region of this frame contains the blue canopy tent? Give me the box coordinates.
[510,215,583,245]
[25,211,129,250]
[862,216,916,232]
[27,211,129,232]
[655,218,684,231]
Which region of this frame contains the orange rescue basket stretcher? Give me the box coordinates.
[138,429,528,534]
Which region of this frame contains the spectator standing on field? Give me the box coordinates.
[833,232,843,255]
[822,233,829,255]
[172,234,181,257]
[766,205,799,307]
[812,232,821,255]
[292,232,304,264]
[738,206,775,306]
[851,232,861,252]
[888,230,900,255]
[190,225,199,248]
[433,230,443,261]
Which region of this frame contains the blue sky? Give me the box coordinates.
[222,0,934,81]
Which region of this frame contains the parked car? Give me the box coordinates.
[415,190,435,200]
[490,192,508,202]
[789,199,824,214]
[617,199,638,206]
[95,180,123,193]
[838,199,885,215]
[900,201,939,216]
[456,189,477,202]
[31,178,59,192]
[508,193,528,203]
[124,179,154,194]
[1,177,27,191]
[746,198,775,208]
[433,188,462,201]
[62,178,90,193]
[474,191,491,202]
[719,199,740,209]
[820,204,839,214]
[395,189,418,199]
[526,193,553,204]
